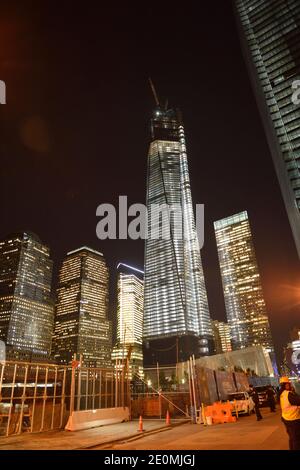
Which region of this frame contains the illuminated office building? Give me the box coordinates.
[143,101,213,365]
[234,0,300,258]
[53,247,112,367]
[112,263,144,378]
[0,232,54,360]
[214,211,274,353]
[212,320,232,354]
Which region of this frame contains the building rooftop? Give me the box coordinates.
[3,231,42,244]
[117,262,144,277]
[67,246,103,257]
[214,211,248,230]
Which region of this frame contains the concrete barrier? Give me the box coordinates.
[65,407,130,432]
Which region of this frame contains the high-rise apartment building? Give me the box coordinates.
[212,320,232,354]
[143,101,213,365]
[234,0,300,257]
[214,211,274,353]
[112,263,144,378]
[53,247,112,367]
[0,232,54,360]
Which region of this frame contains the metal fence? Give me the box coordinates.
[130,365,190,419]
[0,358,251,434]
[130,361,250,419]
[0,360,129,436]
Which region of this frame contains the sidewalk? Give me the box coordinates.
[109,410,288,450]
[0,419,188,450]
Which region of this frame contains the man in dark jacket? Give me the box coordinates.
[266,385,276,412]
[249,384,262,421]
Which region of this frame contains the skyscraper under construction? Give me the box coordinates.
[143,89,213,365]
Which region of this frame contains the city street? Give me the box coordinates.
[0,408,289,450]
[102,409,288,451]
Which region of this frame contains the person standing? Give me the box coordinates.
[249,384,262,421]
[267,385,276,412]
[279,377,300,450]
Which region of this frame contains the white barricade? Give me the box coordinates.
[65,407,130,431]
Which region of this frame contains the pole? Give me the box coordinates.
[126,358,131,419]
[157,362,161,419]
[115,359,118,407]
[40,366,49,432]
[187,361,192,418]
[121,358,125,408]
[77,354,82,411]
[6,363,17,436]
[190,357,197,423]
[31,365,39,433]
[51,367,58,430]
[18,364,28,434]
[192,354,202,423]
[59,367,66,429]
[70,353,76,416]
[187,360,194,423]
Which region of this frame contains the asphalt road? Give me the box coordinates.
[102,409,289,450]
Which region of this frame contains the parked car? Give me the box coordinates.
[227,391,255,415]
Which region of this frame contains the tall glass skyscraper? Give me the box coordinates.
[112,263,144,378]
[0,232,54,360]
[214,211,274,353]
[234,0,300,257]
[143,105,213,365]
[53,247,112,367]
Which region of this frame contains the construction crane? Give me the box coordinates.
[149,77,169,111]
[148,77,160,107]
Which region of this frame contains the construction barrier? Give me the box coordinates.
[203,401,236,425]
[65,406,130,431]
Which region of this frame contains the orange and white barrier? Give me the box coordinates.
[203,402,236,425]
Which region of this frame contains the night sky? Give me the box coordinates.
[1,1,299,363]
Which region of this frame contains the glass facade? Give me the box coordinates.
[214,211,274,353]
[53,247,112,367]
[235,0,300,257]
[0,232,54,360]
[112,266,144,379]
[143,107,213,365]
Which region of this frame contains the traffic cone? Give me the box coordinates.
[166,410,171,426]
[138,415,144,432]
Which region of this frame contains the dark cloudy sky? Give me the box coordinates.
[1,1,299,363]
